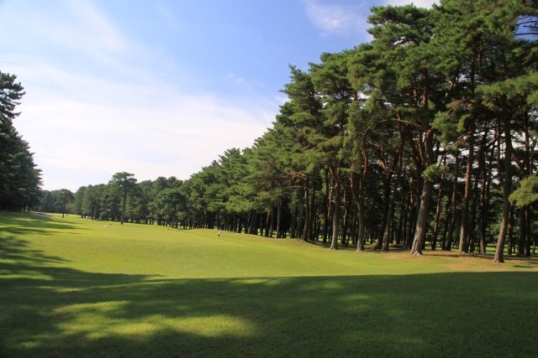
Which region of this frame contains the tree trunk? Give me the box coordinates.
[411,178,433,255]
[431,154,446,250]
[379,171,392,250]
[309,179,317,241]
[494,110,513,263]
[120,190,127,225]
[330,174,341,250]
[382,149,402,251]
[341,185,350,246]
[276,201,282,238]
[458,128,474,253]
[411,128,435,256]
[444,152,460,251]
[322,169,330,242]
[351,171,366,252]
[301,185,311,241]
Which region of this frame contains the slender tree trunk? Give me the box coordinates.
[352,171,366,252]
[494,109,513,263]
[290,206,298,239]
[62,191,67,218]
[440,196,451,249]
[459,128,474,253]
[322,169,330,242]
[296,206,303,238]
[276,201,282,238]
[309,179,317,241]
[382,184,396,251]
[301,184,311,241]
[468,161,480,252]
[330,172,341,250]
[431,180,443,251]
[404,186,416,249]
[120,190,127,225]
[342,185,349,246]
[264,210,271,237]
[396,177,408,246]
[480,130,497,254]
[524,207,534,256]
[431,154,446,250]
[445,152,460,251]
[478,128,490,254]
[382,149,403,251]
[518,111,533,256]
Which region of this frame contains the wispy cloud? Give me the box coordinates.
[302,0,368,37]
[0,0,131,71]
[64,0,127,54]
[13,62,278,190]
[226,73,265,93]
[1,0,278,190]
[302,0,440,40]
[154,1,183,34]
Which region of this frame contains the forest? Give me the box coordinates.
[5,0,538,263]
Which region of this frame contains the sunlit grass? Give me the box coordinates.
[1,212,537,357]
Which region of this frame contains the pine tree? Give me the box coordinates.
[0,71,41,210]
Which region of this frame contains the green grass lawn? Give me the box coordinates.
[1,212,537,357]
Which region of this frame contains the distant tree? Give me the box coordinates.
[109,172,137,224]
[250,129,292,238]
[185,161,224,229]
[130,180,152,224]
[155,187,185,227]
[39,189,74,214]
[39,190,56,212]
[73,186,85,215]
[75,184,106,219]
[59,189,74,218]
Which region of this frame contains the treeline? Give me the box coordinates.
[0,71,42,211]
[61,0,538,263]
[70,173,185,227]
[37,189,74,215]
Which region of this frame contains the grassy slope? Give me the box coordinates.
[1,212,537,357]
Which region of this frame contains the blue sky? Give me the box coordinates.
[0,0,437,191]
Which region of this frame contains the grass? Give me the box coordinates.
[1,212,538,357]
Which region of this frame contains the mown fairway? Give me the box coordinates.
[1,213,538,357]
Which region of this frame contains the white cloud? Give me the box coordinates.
[302,0,369,37]
[38,0,128,61]
[0,1,278,191]
[0,0,131,71]
[13,64,277,190]
[302,0,440,39]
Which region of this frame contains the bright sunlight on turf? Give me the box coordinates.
[1,212,537,357]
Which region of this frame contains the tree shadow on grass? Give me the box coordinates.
[0,212,83,237]
[423,250,538,266]
[2,235,538,358]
